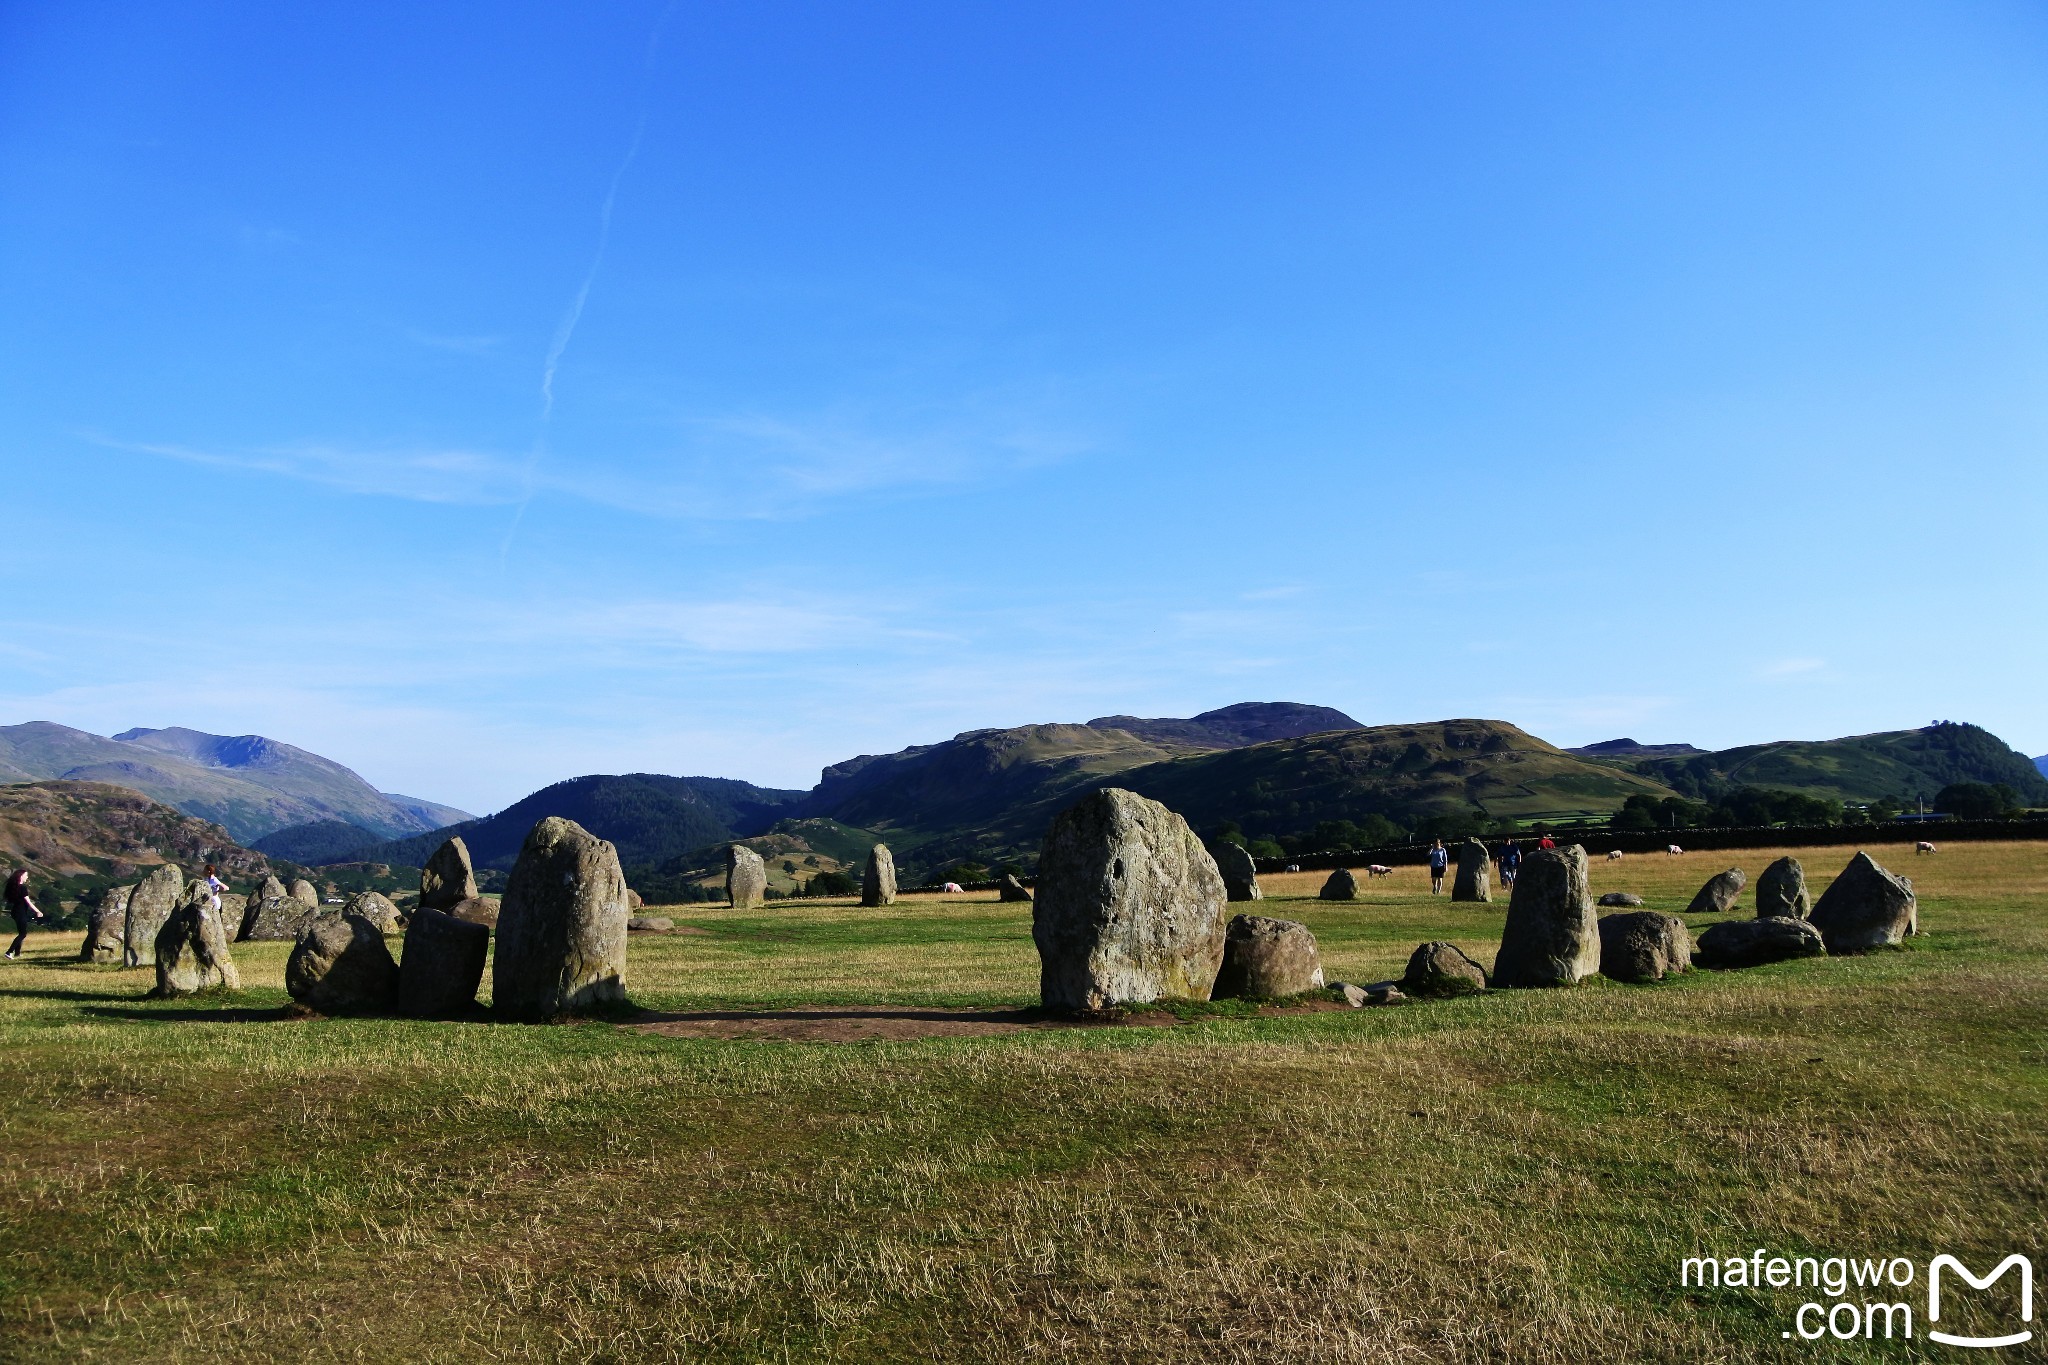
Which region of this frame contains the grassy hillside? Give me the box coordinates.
[1082,700,1362,749]
[348,773,806,873]
[0,722,448,842]
[0,780,275,899]
[3,840,2042,1361]
[1633,721,2048,805]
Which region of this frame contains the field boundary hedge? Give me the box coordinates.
[1250,819,2048,872]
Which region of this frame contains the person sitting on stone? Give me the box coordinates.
[5,869,46,959]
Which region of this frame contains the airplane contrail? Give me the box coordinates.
[504,2,679,561]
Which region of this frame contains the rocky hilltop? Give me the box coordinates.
[0,780,274,891]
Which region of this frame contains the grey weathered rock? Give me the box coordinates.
[626,887,644,910]
[1319,868,1359,901]
[1492,845,1600,988]
[1210,841,1263,902]
[996,873,1033,902]
[1452,840,1492,903]
[341,891,402,935]
[493,817,631,1020]
[1212,915,1324,998]
[1031,788,1229,1010]
[123,864,183,968]
[216,891,246,931]
[419,837,480,912]
[240,883,318,941]
[1685,867,1747,915]
[1402,940,1490,996]
[237,876,286,938]
[1597,892,1644,908]
[1755,856,1811,920]
[627,915,674,933]
[1809,851,1917,953]
[726,845,766,909]
[1331,981,1369,1008]
[151,880,240,995]
[1364,983,1408,1006]
[1695,915,1826,969]
[81,884,132,963]
[289,878,321,908]
[286,914,398,1014]
[861,844,898,907]
[446,896,497,928]
[1597,910,1692,983]
[396,907,488,1018]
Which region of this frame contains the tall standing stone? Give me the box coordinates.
[1492,844,1600,988]
[1031,788,1229,1010]
[1754,857,1810,919]
[1685,868,1747,915]
[1451,840,1492,903]
[238,875,287,939]
[1319,868,1359,901]
[1210,841,1262,902]
[860,844,897,907]
[726,845,766,909]
[492,817,630,1020]
[152,881,240,995]
[286,914,399,1014]
[123,864,183,968]
[397,907,489,1018]
[81,884,132,963]
[1809,851,1917,953]
[996,873,1034,902]
[419,837,481,911]
[289,878,322,909]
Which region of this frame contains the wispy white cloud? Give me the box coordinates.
[1758,657,1826,679]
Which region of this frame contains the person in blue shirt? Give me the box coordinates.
[1427,840,1450,895]
[1499,840,1522,888]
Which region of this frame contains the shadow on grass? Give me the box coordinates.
[80,1001,306,1025]
[0,985,145,1003]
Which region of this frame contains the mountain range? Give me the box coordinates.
[7,705,2043,890]
[0,723,472,843]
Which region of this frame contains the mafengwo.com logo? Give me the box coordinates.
[1681,1249,2033,1345]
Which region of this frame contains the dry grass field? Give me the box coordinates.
[1,840,2043,1362]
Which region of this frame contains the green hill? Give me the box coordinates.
[0,722,468,842]
[1631,721,2048,806]
[805,717,1677,878]
[0,780,278,900]
[250,819,388,865]
[345,773,806,875]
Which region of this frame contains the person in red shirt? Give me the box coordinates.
[1537,833,1556,850]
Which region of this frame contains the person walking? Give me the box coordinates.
[203,864,226,916]
[1500,839,1522,888]
[1427,839,1450,895]
[5,869,46,959]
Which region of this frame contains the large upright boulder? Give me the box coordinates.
[1755,857,1811,920]
[1402,941,1489,997]
[1686,867,1747,915]
[1492,845,1599,988]
[493,817,630,1020]
[419,837,480,911]
[397,907,489,1018]
[1319,868,1358,901]
[341,890,403,935]
[1597,911,1692,983]
[996,873,1033,902]
[1032,788,1229,1010]
[286,914,399,1014]
[1210,842,1262,902]
[1809,851,1917,953]
[240,879,317,941]
[81,884,132,964]
[860,845,897,907]
[726,845,766,909]
[123,864,183,968]
[1451,841,1492,903]
[1211,915,1323,998]
[289,878,322,910]
[1695,916,1826,969]
[151,881,240,995]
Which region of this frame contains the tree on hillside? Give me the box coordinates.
[1935,782,2023,820]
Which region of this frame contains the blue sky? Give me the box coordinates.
[3,0,2045,814]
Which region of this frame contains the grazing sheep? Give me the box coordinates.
[1666,845,1684,856]
[942,882,964,893]
[1916,841,1937,855]
[1366,864,1393,878]
[1606,849,1625,862]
